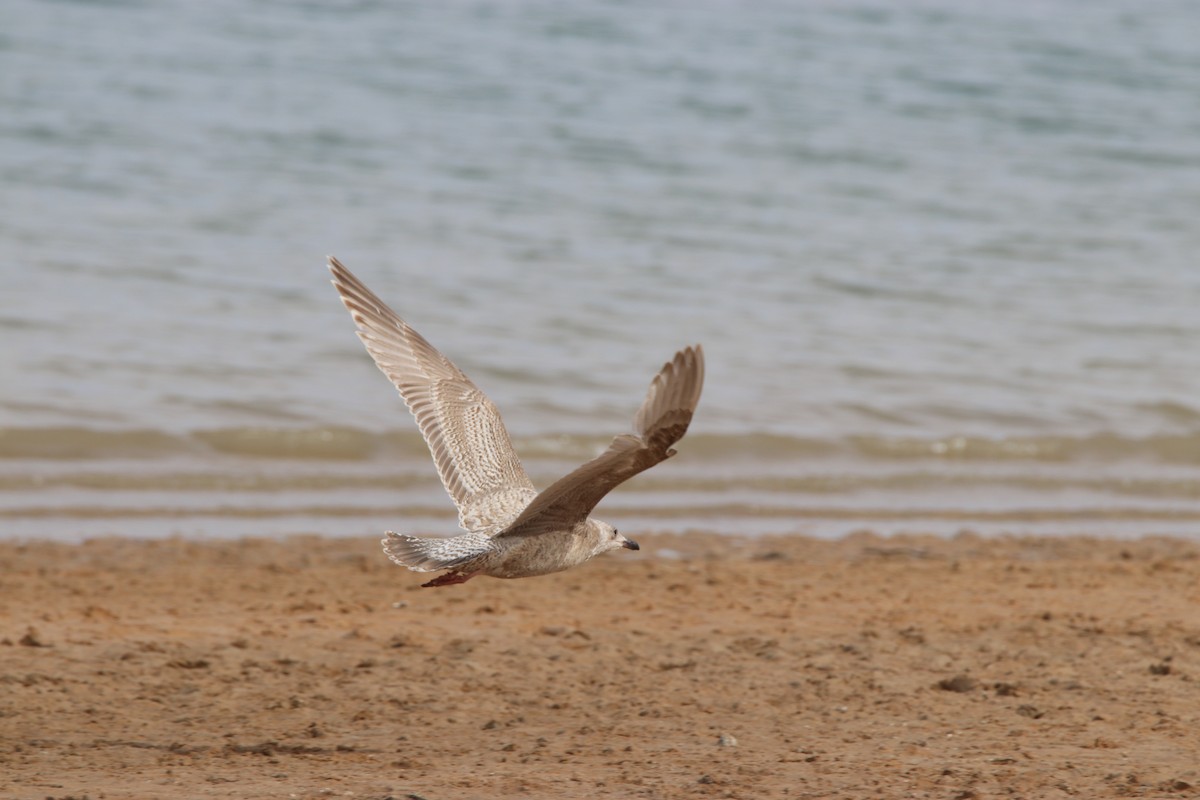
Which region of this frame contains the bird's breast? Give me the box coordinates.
[485,533,596,579]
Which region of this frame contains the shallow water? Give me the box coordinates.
[3,0,1200,540]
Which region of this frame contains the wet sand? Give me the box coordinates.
[2,532,1198,799]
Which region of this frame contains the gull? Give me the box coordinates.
[328,257,704,587]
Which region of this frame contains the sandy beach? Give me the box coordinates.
[2,532,1198,799]
[7,2,1200,797]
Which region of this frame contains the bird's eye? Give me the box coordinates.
[612,528,619,537]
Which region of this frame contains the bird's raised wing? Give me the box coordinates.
[496,345,704,540]
[329,257,536,534]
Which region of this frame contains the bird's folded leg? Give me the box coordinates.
[421,570,478,588]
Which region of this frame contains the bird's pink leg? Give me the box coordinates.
[421,571,479,588]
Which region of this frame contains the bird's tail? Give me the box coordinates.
[381,531,490,573]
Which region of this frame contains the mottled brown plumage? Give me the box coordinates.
[328,256,704,586]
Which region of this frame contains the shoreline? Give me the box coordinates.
[2,532,1199,798]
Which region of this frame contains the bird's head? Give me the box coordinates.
[591,520,639,555]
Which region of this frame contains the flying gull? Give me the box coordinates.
[328,257,704,587]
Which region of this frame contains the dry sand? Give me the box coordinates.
[2,532,1199,799]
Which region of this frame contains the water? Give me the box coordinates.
[3,0,1200,541]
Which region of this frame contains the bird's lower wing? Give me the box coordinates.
[496,345,704,540]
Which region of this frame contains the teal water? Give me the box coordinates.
[3,0,1200,540]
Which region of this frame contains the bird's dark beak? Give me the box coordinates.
[622,538,640,551]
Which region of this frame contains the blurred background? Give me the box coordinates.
[3,0,1200,541]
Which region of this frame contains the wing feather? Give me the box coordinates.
[497,345,704,539]
[328,257,536,533]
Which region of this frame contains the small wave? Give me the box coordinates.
[0,425,428,461]
[5,502,1200,525]
[850,433,1200,464]
[1136,401,1200,425]
[1,426,1200,465]
[0,427,190,459]
[193,426,377,460]
[5,469,1199,501]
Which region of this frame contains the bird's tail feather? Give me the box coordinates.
[381,532,490,573]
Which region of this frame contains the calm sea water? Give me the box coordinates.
[3,0,1200,541]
